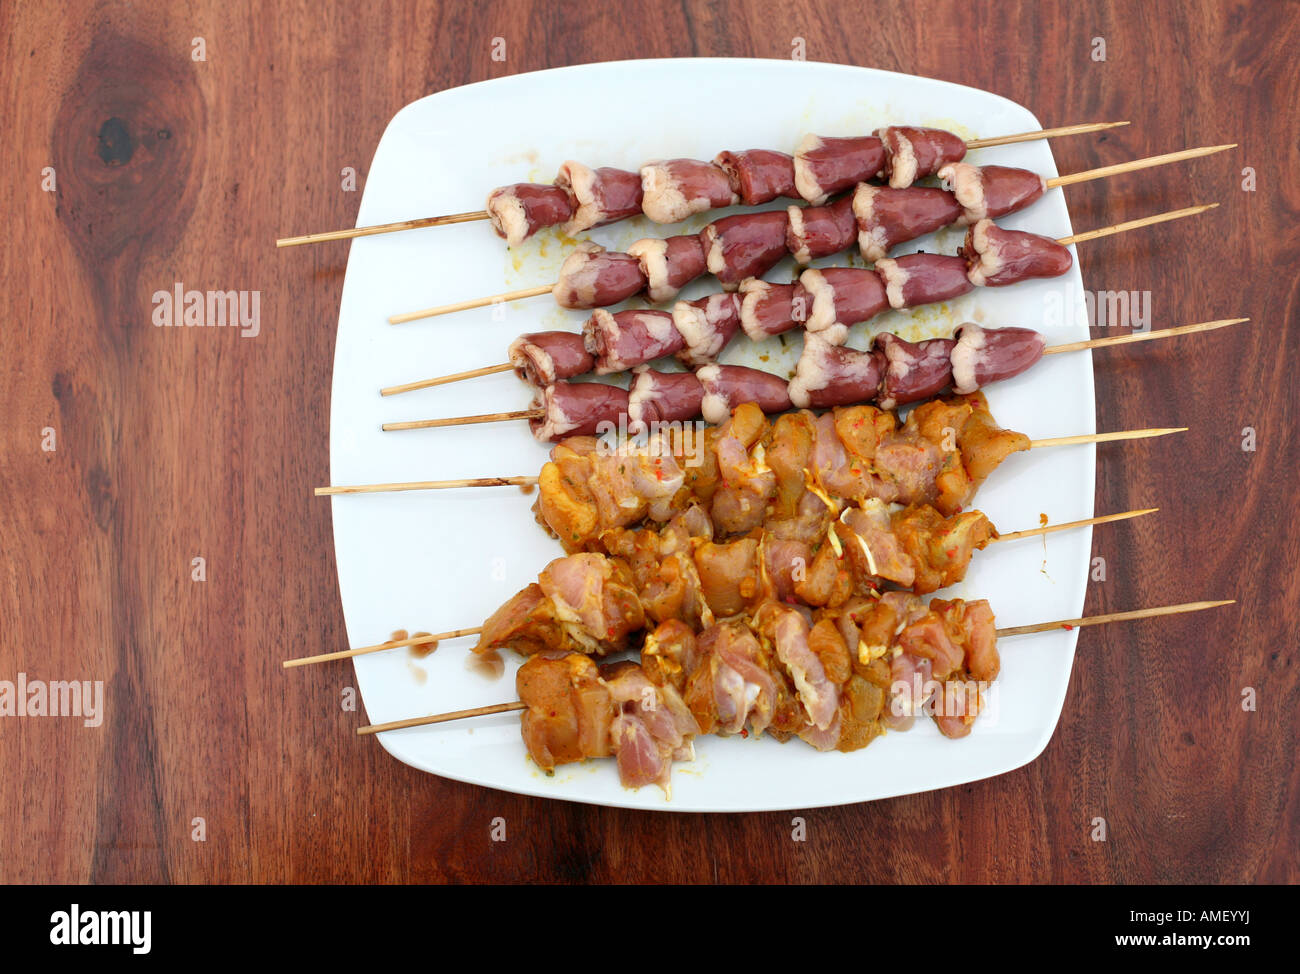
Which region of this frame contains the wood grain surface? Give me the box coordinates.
[1,0,1296,884]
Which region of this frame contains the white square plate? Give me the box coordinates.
[328,58,1095,811]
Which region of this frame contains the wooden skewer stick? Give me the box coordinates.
[354,598,1234,734]
[315,476,538,496]
[389,161,1220,326]
[963,120,1129,149]
[381,362,514,396]
[381,408,542,432]
[282,627,484,669]
[358,702,528,736]
[287,506,1154,669]
[991,507,1157,543]
[995,600,1235,638]
[1058,203,1217,247]
[1026,427,1185,449]
[389,285,554,324]
[276,210,490,248]
[278,121,1131,249]
[1041,317,1249,355]
[383,315,1248,398]
[1045,144,1234,188]
[317,426,1182,493]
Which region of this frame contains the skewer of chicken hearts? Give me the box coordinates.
[378,204,1219,434]
[388,145,1229,324]
[276,120,1128,248]
[382,319,1243,454]
[351,598,1234,796]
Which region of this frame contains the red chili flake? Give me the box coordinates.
[740,728,750,739]
[946,547,957,558]
[1062,624,1075,631]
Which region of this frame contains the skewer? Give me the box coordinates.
[354,599,1235,734]
[1039,317,1249,355]
[383,315,1248,397]
[963,121,1129,149]
[990,507,1156,542]
[381,408,540,432]
[359,702,527,735]
[275,210,490,248]
[384,192,1222,432]
[285,507,1156,668]
[1056,203,1216,247]
[282,627,483,668]
[389,148,1227,324]
[316,426,1184,495]
[315,476,538,496]
[382,362,514,396]
[994,600,1235,637]
[277,120,1131,249]
[1045,144,1233,187]
[1026,428,1185,449]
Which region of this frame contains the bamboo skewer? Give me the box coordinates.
[287,507,1155,670]
[994,600,1235,638]
[353,599,1235,734]
[389,147,1228,325]
[1026,427,1185,449]
[282,627,484,668]
[277,121,1131,249]
[1044,143,1234,188]
[381,408,541,432]
[390,285,553,324]
[991,507,1157,543]
[382,362,514,396]
[359,702,528,736]
[1057,203,1217,247]
[963,120,1129,149]
[383,315,1248,398]
[276,210,490,248]
[1040,317,1249,355]
[316,426,1184,495]
[315,476,538,496]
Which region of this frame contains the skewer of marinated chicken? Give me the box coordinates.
[478,593,1002,793]
[389,146,1228,323]
[277,121,1127,248]
[282,496,1150,671]
[323,392,1185,504]
[530,393,1175,549]
[356,598,1235,794]
[473,500,1153,663]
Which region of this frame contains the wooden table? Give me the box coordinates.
[2,0,1295,884]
